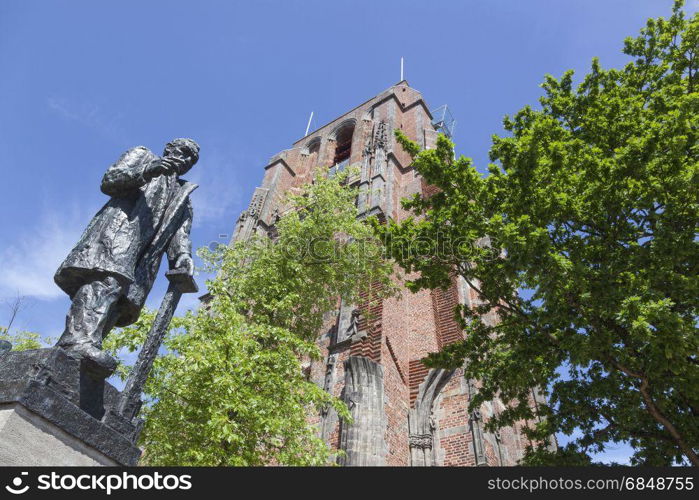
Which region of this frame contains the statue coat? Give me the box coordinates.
[54,146,198,327]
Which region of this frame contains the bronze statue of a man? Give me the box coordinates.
[54,138,200,373]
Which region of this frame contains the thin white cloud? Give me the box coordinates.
[186,148,245,228]
[0,209,85,300]
[47,96,125,142]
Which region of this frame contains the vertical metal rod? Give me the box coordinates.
[400,57,404,81]
[305,111,314,137]
[116,282,182,421]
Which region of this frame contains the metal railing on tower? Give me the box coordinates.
[430,104,456,138]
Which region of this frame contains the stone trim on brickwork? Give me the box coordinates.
[408,368,454,466]
[337,356,387,466]
[292,81,431,145]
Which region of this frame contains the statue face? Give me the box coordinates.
[164,143,199,175]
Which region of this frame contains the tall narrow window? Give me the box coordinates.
[329,123,354,177]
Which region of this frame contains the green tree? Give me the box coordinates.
[105,169,397,465]
[0,327,48,351]
[377,2,698,465]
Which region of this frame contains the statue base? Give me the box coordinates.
[0,347,141,466]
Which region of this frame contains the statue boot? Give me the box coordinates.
[57,276,122,376]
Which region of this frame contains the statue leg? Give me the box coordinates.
[57,276,122,373]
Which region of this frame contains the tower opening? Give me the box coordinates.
[330,123,354,176]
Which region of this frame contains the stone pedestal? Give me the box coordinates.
[0,347,141,466]
[0,403,119,465]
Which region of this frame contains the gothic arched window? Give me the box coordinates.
[329,122,354,177]
[304,138,321,171]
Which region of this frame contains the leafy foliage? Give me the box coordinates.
[0,326,49,351]
[105,169,396,465]
[376,2,698,465]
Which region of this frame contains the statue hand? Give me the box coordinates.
[174,254,194,275]
[161,156,192,174]
[145,159,173,179]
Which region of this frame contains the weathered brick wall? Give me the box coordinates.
[349,281,384,361]
[434,372,474,466]
[431,277,463,349]
[381,336,410,465]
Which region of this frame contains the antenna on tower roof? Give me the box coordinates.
[304,111,314,137]
[400,57,404,81]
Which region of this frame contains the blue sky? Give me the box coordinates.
[0,0,695,464]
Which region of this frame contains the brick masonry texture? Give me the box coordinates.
[230,81,540,466]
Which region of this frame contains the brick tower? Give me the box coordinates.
[230,81,548,466]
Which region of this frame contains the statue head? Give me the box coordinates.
[163,138,200,174]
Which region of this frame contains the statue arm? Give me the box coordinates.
[100,147,158,196]
[167,198,194,269]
